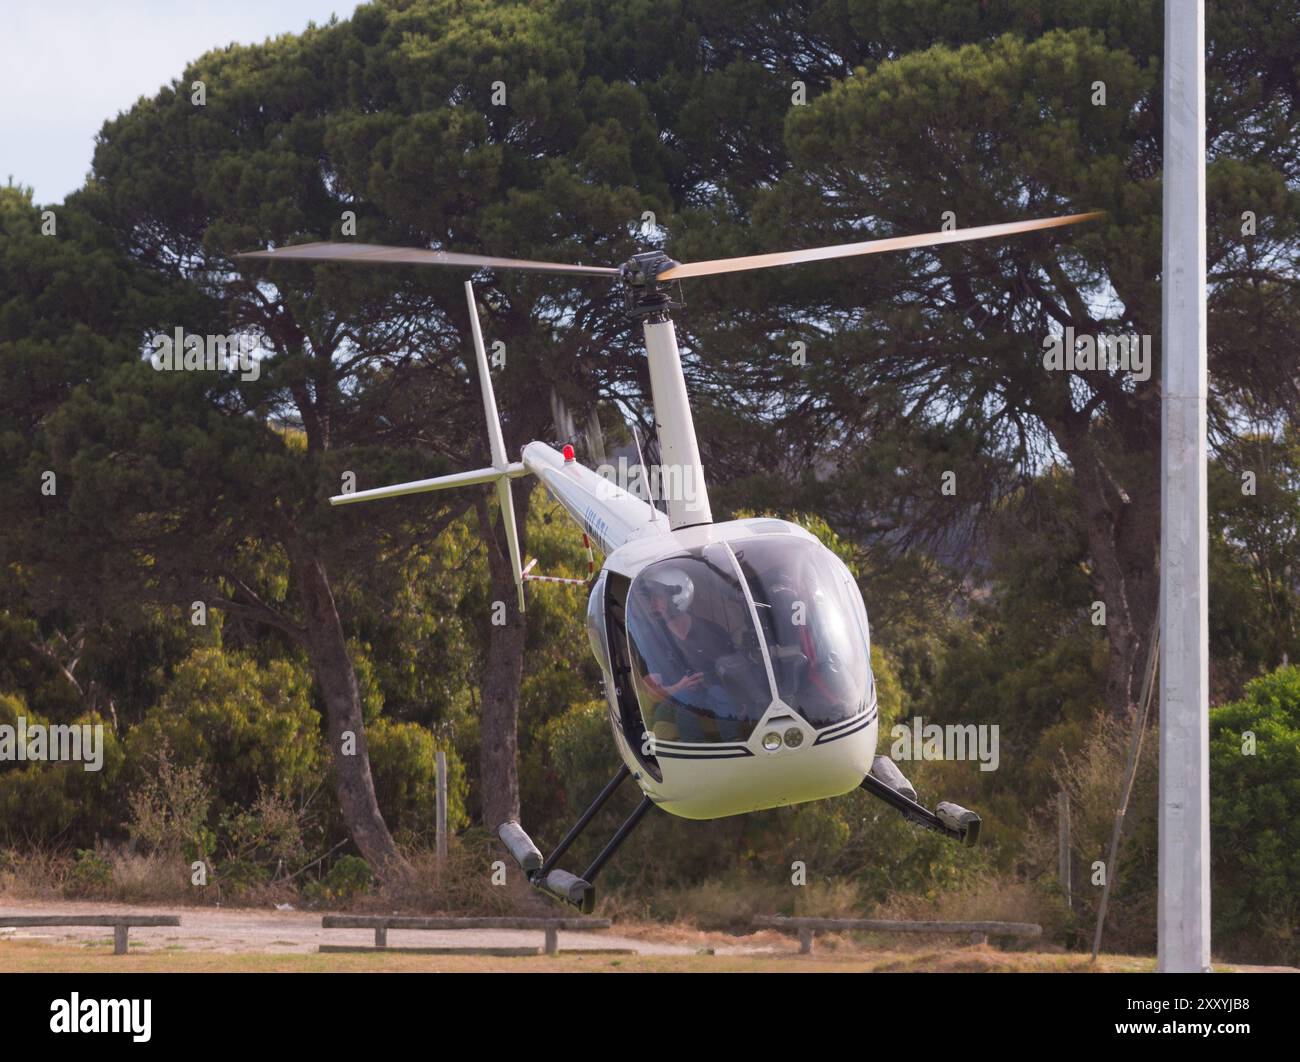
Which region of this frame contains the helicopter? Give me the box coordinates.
[237,209,1101,913]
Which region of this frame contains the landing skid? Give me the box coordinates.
[861,758,981,846]
[498,764,654,914]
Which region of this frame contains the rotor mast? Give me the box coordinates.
[620,251,713,529]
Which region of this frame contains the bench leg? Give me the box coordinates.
[969,931,987,946]
[798,927,814,955]
[375,927,387,948]
[544,926,558,956]
[114,925,129,955]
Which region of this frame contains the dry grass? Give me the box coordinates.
[358,842,525,915]
[0,848,73,899]
[871,875,1068,944]
[0,847,301,908]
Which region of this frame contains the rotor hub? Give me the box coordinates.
[619,250,683,321]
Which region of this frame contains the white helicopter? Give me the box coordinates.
[238,209,1100,912]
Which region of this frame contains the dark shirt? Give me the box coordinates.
[655,615,733,686]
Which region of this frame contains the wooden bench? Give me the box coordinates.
[0,914,182,955]
[320,915,618,956]
[755,916,1042,954]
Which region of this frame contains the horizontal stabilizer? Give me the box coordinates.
[329,463,527,506]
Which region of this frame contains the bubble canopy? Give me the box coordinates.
[624,535,873,744]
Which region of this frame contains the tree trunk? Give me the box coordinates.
[1064,431,1161,717]
[289,540,405,877]
[477,482,532,829]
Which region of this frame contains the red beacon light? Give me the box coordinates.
[562,444,575,463]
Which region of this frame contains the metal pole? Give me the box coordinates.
[436,750,448,873]
[1159,0,1211,973]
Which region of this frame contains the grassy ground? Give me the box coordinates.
[0,938,1160,973]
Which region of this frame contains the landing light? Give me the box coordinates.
[761,732,782,752]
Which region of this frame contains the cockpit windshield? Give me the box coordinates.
[624,535,873,744]
[625,544,772,744]
[733,536,872,728]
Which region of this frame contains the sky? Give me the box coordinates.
[1,1,353,204]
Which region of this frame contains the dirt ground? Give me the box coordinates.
[1,899,1293,972]
[0,897,701,956]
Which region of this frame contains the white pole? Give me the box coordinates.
[1159,0,1211,973]
[642,316,713,528]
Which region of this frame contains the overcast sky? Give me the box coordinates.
[1,1,351,204]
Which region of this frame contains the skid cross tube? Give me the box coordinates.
[582,794,655,884]
[538,764,630,878]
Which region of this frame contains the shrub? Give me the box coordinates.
[366,718,468,842]
[1210,665,1300,964]
[305,854,373,905]
[65,848,113,898]
[126,744,215,863]
[0,692,124,846]
[123,649,323,814]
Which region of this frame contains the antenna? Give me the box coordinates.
[630,422,656,513]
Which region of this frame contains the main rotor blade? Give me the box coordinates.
[235,242,620,277]
[656,211,1104,281]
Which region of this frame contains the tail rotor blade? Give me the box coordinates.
[656,211,1104,281]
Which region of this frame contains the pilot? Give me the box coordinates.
[636,566,743,742]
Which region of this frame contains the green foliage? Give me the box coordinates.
[124,649,323,814]
[1210,666,1300,963]
[219,789,311,877]
[65,848,114,898]
[1209,431,1300,697]
[305,854,373,905]
[366,717,469,841]
[0,691,125,847]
